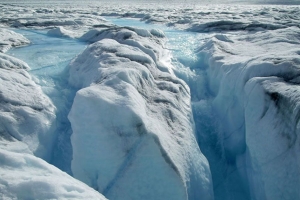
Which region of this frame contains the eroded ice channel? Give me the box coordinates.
[105,17,246,200]
[7,29,86,174]
[6,19,248,200]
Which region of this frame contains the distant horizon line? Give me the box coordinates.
[0,0,299,6]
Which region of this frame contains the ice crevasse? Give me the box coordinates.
[68,27,214,200]
[0,11,300,200]
[0,52,107,200]
[195,27,300,200]
[0,25,213,199]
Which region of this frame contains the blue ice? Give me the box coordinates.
[7,19,249,200]
[7,29,86,174]
[104,17,251,200]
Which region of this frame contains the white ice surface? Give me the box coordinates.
[47,26,76,38]
[0,2,300,200]
[0,52,56,161]
[68,27,213,200]
[0,29,30,53]
[6,28,87,174]
[0,52,107,200]
[196,26,300,199]
[0,140,107,200]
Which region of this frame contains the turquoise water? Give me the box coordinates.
[8,29,87,174]
[105,17,209,69]
[8,29,85,77]
[104,17,250,200]
[7,20,247,199]
[7,18,212,186]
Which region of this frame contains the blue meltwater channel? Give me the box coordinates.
[7,19,247,200]
[104,18,250,200]
[7,29,87,174]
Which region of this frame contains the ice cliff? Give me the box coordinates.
[0,52,56,161]
[0,51,107,200]
[196,27,300,199]
[68,27,213,200]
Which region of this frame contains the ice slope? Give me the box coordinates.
[47,26,75,38]
[0,29,30,53]
[68,27,213,200]
[196,26,300,199]
[0,52,56,161]
[1,2,300,200]
[6,28,87,174]
[0,140,107,200]
[0,52,107,200]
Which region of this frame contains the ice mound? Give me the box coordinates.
[0,140,107,200]
[187,20,286,32]
[108,5,300,32]
[10,14,106,30]
[0,53,108,199]
[1,3,299,35]
[68,27,213,200]
[0,53,29,70]
[79,26,171,73]
[0,53,56,161]
[150,28,165,38]
[47,26,75,38]
[0,29,30,53]
[196,27,300,199]
[0,5,108,38]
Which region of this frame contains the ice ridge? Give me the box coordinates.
[68,26,214,200]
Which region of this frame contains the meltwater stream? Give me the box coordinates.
[8,29,86,174]
[7,19,249,200]
[106,17,251,200]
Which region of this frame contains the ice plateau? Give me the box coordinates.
[0,1,300,200]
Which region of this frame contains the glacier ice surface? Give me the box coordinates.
[0,44,106,200]
[0,2,300,200]
[0,29,30,53]
[68,27,213,200]
[0,140,107,200]
[0,52,56,161]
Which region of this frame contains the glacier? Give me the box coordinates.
[68,27,213,200]
[197,27,300,199]
[0,29,30,53]
[0,47,106,200]
[0,1,300,200]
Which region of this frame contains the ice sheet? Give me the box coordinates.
[1,2,300,200]
[7,29,87,173]
[69,26,213,200]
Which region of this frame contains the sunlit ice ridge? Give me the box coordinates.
[0,1,300,200]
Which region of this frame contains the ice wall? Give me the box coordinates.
[68,27,214,200]
[0,52,56,161]
[196,27,300,199]
[0,140,108,200]
[0,51,107,200]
